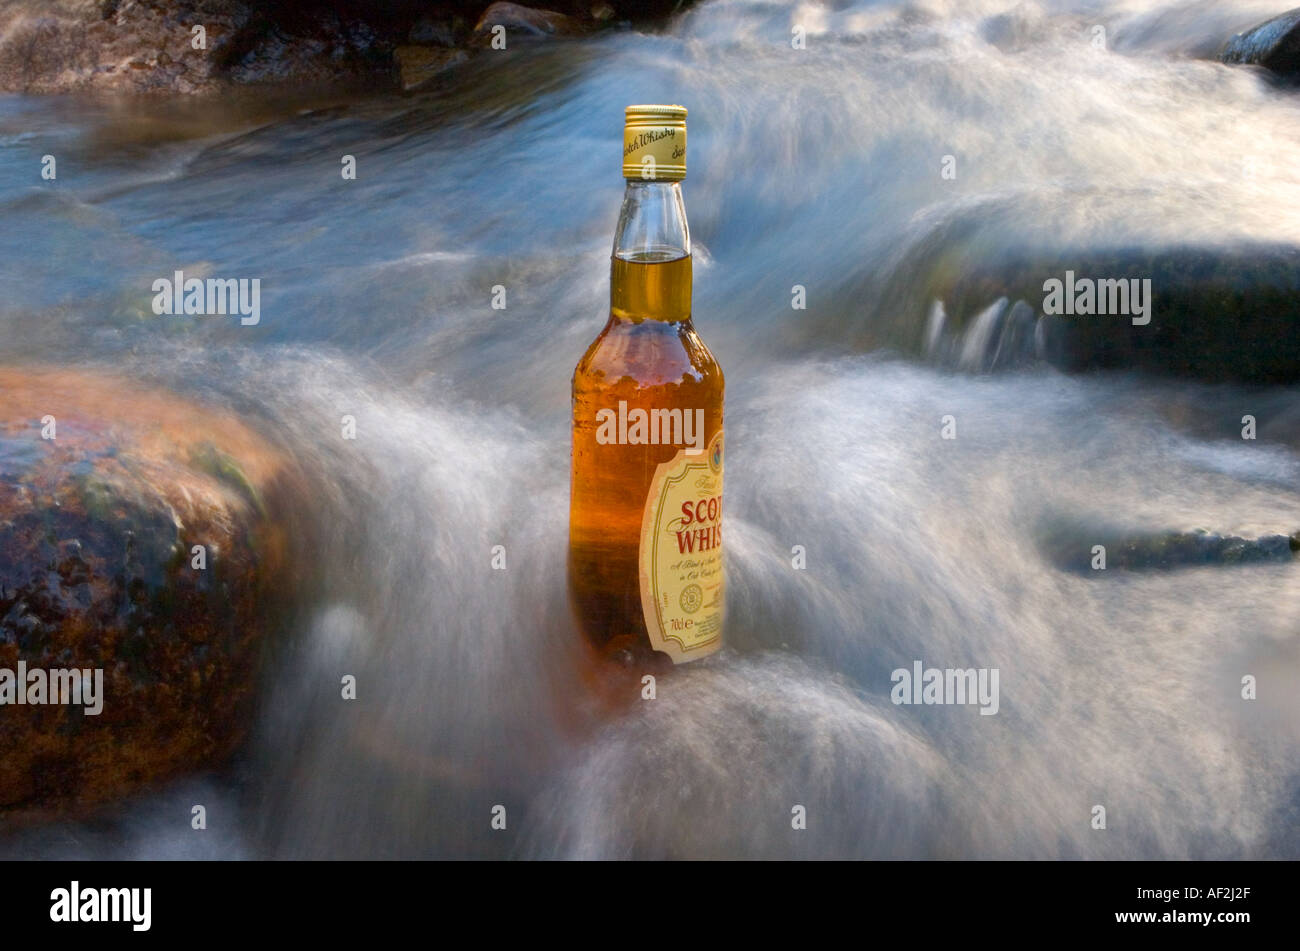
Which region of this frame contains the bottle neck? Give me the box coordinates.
[610,180,692,324]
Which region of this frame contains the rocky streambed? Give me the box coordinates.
[0,0,689,94]
[4,1,1300,97]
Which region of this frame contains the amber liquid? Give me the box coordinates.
[569,253,724,668]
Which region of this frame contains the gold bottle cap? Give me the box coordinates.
[623,104,687,181]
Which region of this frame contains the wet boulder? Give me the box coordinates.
[899,240,1300,383]
[1038,519,1300,574]
[1220,8,1300,79]
[0,368,303,819]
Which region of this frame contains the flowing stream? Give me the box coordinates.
[1,0,1299,858]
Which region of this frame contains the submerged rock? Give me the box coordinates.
[1038,520,1299,574]
[910,243,1300,383]
[0,368,304,819]
[1220,8,1300,79]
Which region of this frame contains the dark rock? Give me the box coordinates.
[1038,519,1299,573]
[0,368,305,818]
[408,13,460,47]
[219,14,394,88]
[1220,8,1300,78]
[905,241,1300,383]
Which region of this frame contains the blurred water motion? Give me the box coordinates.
[1,0,1298,858]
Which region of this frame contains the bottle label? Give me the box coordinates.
[638,430,724,663]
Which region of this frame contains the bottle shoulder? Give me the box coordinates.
[574,316,723,391]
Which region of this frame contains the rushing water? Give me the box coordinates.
[2,0,1299,858]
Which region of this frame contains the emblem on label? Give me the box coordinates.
[638,430,724,663]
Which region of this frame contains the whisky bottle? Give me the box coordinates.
[569,104,725,668]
